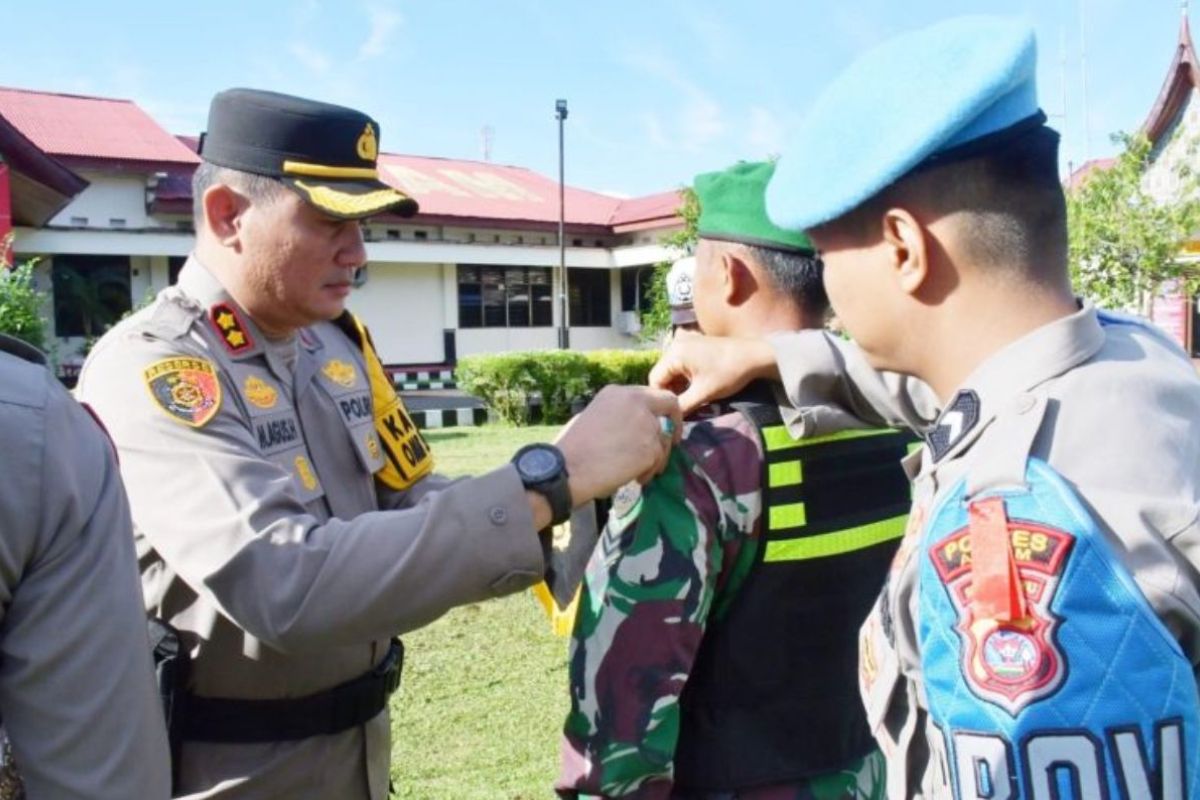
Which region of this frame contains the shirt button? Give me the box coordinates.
[489,506,508,526]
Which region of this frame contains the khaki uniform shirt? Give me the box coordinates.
[77,259,546,800]
[0,335,171,799]
[769,303,1200,799]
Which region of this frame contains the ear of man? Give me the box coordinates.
[721,249,760,308]
[202,183,247,248]
[880,207,930,298]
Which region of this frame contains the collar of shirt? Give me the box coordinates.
[923,300,1104,469]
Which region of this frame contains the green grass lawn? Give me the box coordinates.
[389,425,568,799]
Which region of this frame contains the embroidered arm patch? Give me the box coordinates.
[143,356,222,428]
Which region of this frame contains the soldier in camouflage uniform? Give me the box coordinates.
[556,162,914,800]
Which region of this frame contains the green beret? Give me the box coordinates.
[695,161,813,254]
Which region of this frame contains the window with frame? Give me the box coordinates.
[457,265,552,328]
[620,266,657,313]
[51,255,133,338]
[568,267,611,327]
[168,256,186,285]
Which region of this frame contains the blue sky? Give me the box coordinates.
[4,1,1189,197]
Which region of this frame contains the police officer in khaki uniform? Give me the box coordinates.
[650,17,1200,800]
[77,88,679,800]
[0,334,171,799]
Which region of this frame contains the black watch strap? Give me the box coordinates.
[512,444,572,526]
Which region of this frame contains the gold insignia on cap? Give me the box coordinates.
[322,359,357,388]
[356,123,378,162]
[243,375,279,409]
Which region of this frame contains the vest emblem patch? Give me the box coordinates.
[322,358,357,388]
[243,375,278,409]
[930,520,1074,715]
[144,357,222,428]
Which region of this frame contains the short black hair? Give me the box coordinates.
[741,244,829,319]
[812,126,1067,284]
[191,162,288,225]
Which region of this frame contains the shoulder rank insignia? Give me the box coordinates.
[144,357,222,428]
[210,302,255,355]
[322,358,357,388]
[243,375,278,409]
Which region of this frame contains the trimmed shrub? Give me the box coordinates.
[457,348,659,425]
[585,349,659,388]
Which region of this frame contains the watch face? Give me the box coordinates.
[518,446,560,482]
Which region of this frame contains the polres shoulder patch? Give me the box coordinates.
[930,516,1074,715]
[144,356,222,428]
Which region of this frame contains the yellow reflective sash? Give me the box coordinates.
[531,581,580,637]
[343,313,435,490]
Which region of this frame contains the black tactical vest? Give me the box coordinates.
[674,394,915,792]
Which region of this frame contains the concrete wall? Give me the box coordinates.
[345,261,446,364]
[47,170,171,230]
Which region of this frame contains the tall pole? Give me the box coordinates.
[556,99,569,349]
[1079,0,1091,158]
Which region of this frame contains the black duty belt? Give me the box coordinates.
[182,638,404,743]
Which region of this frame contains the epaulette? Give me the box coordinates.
[141,288,203,341]
[0,333,47,365]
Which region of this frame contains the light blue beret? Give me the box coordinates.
[766,15,1041,231]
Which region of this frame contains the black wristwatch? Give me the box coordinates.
[512,443,572,527]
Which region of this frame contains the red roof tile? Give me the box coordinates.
[0,86,198,167]
[1141,14,1200,145]
[378,154,621,227]
[1065,157,1116,191]
[609,190,685,228]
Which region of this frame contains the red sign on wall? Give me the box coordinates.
[0,162,10,266]
[1151,291,1190,351]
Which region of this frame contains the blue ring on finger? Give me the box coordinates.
[659,416,676,437]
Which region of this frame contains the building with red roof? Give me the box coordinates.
[1064,13,1200,360]
[0,85,686,379]
[1133,11,1200,358]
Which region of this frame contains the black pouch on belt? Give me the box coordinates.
[147,616,191,792]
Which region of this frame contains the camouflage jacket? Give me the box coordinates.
[555,409,885,800]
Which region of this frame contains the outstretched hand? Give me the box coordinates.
[555,385,682,505]
[648,329,778,416]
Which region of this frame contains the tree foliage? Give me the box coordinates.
[0,236,47,350]
[1067,133,1200,315]
[638,186,699,341]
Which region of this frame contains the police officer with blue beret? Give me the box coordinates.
[77,88,680,800]
[652,16,1200,799]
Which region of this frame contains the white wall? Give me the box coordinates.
[1145,88,1200,202]
[47,170,170,230]
[346,262,446,364]
[456,327,558,357]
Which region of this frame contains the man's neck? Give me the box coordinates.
[916,281,1078,402]
[728,299,815,340]
[194,244,297,340]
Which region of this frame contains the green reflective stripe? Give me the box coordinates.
[907,441,924,455]
[767,459,803,487]
[761,425,903,453]
[764,514,908,562]
[768,502,807,531]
